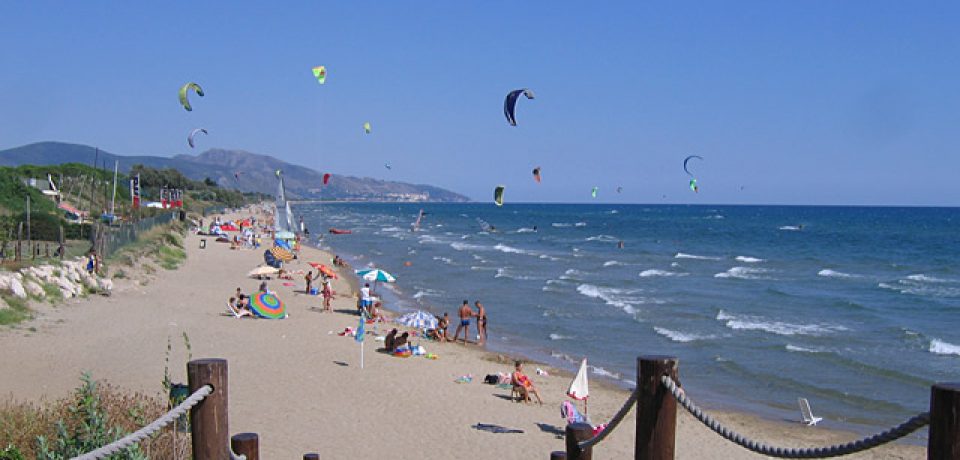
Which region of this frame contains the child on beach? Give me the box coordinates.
[321,276,333,311]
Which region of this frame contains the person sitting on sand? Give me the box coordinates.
[393,332,410,351]
[426,313,450,341]
[278,268,293,280]
[235,288,249,308]
[368,301,386,322]
[227,297,253,318]
[258,281,269,293]
[384,328,398,352]
[512,361,544,405]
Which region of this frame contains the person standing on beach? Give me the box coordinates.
[304,270,319,295]
[451,300,474,345]
[360,283,372,314]
[475,300,488,346]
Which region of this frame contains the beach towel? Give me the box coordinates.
[472,423,524,434]
[561,401,589,425]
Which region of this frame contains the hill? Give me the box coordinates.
[0,142,469,202]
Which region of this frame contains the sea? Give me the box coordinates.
[295,202,959,436]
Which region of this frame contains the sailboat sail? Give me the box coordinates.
[275,170,294,233]
[412,209,424,232]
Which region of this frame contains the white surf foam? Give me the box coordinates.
[675,252,720,260]
[603,260,624,267]
[785,344,824,353]
[714,266,773,280]
[431,256,454,265]
[734,256,764,263]
[576,283,650,314]
[589,365,620,379]
[549,333,571,341]
[906,274,952,283]
[380,226,403,232]
[654,327,717,343]
[450,241,489,251]
[560,269,587,280]
[779,225,801,231]
[818,269,860,279]
[552,222,572,228]
[585,235,619,243]
[516,227,536,233]
[495,268,535,280]
[413,288,443,300]
[716,310,847,336]
[930,339,960,356]
[639,269,688,278]
[575,222,587,227]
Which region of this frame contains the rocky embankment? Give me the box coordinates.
[0,259,113,310]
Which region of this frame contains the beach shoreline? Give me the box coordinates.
[0,204,925,459]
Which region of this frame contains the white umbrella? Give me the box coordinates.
[247,266,279,277]
[396,311,438,330]
[568,358,590,415]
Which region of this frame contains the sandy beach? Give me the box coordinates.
[0,206,925,459]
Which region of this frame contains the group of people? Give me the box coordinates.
[227,286,257,318]
[419,300,487,345]
[305,270,335,312]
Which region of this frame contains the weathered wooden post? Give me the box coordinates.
[231,433,259,460]
[188,359,229,460]
[928,382,960,460]
[303,453,320,460]
[564,422,593,460]
[636,356,678,460]
[550,451,568,459]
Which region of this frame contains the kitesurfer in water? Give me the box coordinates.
[618,240,624,249]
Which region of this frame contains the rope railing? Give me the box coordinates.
[660,375,930,458]
[71,385,229,460]
[577,386,640,449]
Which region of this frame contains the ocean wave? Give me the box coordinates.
[380,226,403,232]
[906,274,953,283]
[560,268,587,280]
[417,234,446,245]
[589,365,620,379]
[704,214,725,220]
[717,310,848,336]
[412,288,444,300]
[494,243,537,256]
[549,333,572,341]
[734,256,764,263]
[495,268,536,280]
[714,266,773,280]
[431,256,454,265]
[552,222,572,228]
[639,269,688,278]
[818,269,860,279]
[675,252,720,260]
[516,227,536,233]
[585,235,619,243]
[539,254,560,261]
[450,242,489,252]
[779,225,802,231]
[576,283,650,314]
[654,327,718,343]
[575,222,587,227]
[607,210,619,214]
[785,344,825,353]
[878,278,960,297]
[603,260,624,267]
[470,266,498,271]
[929,339,960,356]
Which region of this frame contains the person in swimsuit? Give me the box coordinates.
[511,361,543,405]
[475,300,488,346]
[451,300,474,345]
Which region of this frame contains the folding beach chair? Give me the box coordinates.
[798,398,823,426]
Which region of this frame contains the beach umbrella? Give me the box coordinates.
[355,268,396,283]
[270,246,294,262]
[247,266,279,278]
[396,310,437,330]
[249,292,286,319]
[309,262,337,279]
[567,358,590,415]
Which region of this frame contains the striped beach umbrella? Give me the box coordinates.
[270,246,294,262]
[355,268,396,283]
[396,311,437,330]
[249,292,286,319]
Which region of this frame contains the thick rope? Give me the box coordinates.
[661,376,929,458]
[72,386,226,460]
[578,386,640,449]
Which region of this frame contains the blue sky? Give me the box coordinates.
[1,1,958,205]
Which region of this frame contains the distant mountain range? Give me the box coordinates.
[0,142,469,202]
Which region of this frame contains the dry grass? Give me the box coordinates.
[0,377,191,460]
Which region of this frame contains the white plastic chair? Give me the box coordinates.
[798,398,823,426]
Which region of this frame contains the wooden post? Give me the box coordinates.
[16,222,22,262]
[635,356,678,460]
[303,453,320,460]
[564,422,593,460]
[231,433,259,460]
[188,359,229,460]
[928,382,960,460]
[550,451,568,459]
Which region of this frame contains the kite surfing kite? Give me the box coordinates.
[503,89,535,126]
[312,66,326,84]
[616,186,623,194]
[322,173,331,185]
[179,82,204,112]
[187,128,207,148]
[532,167,541,183]
[363,122,371,134]
[683,155,703,193]
[234,172,243,182]
[591,187,598,198]
[384,163,392,170]
[494,185,505,207]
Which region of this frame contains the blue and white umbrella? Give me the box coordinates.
[396,310,438,330]
[355,268,397,283]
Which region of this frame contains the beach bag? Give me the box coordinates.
[484,374,499,385]
[310,287,318,295]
